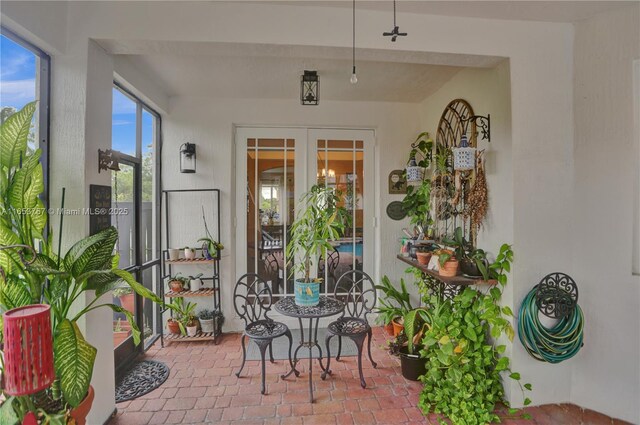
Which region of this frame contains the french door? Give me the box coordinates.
[235,127,375,321]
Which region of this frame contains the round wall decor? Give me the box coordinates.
[386,201,407,220]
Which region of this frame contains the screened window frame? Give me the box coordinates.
[1,26,51,207]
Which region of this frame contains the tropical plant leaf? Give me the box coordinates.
[0,397,19,425]
[112,268,162,304]
[404,309,418,354]
[9,150,42,209]
[26,253,68,277]
[86,271,122,297]
[106,304,141,345]
[0,224,21,273]
[63,226,118,277]
[0,101,36,169]
[54,319,97,407]
[0,275,32,310]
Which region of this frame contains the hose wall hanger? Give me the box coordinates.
[518,273,584,363]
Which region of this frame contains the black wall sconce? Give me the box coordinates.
[301,70,319,105]
[180,143,196,173]
[98,149,120,173]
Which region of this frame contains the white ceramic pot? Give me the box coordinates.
[186,325,198,337]
[200,318,214,334]
[189,278,202,292]
[184,249,196,260]
[168,249,180,261]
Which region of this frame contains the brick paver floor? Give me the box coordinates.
[110,327,631,425]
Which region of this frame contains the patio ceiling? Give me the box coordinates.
[97,40,506,102]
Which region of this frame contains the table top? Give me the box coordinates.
[274,296,344,318]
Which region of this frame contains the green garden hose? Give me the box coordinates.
[518,286,584,363]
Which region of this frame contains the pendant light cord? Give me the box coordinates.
[352,0,356,75]
[393,0,397,27]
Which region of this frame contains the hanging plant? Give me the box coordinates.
[465,152,489,232]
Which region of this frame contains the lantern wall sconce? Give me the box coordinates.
[463,114,491,142]
[453,134,477,171]
[98,149,120,173]
[301,70,319,105]
[180,142,197,173]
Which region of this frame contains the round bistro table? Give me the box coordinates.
[274,296,344,402]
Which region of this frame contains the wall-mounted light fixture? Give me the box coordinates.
[98,149,120,173]
[463,114,491,142]
[301,70,319,105]
[180,143,197,173]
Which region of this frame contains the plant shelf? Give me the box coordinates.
[165,288,217,298]
[165,258,216,265]
[164,331,218,344]
[396,255,497,286]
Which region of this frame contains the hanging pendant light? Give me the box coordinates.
[350,0,358,84]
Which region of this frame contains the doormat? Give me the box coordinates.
[115,360,169,403]
[245,328,358,361]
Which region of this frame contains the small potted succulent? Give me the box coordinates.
[168,273,188,293]
[198,206,224,260]
[189,273,203,292]
[185,316,199,337]
[184,246,197,260]
[198,309,215,333]
[114,286,134,313]
[168,247,181,261]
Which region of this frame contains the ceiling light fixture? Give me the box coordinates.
[350,0,358,84]
[301,70,319,105]
[383,0,407,42]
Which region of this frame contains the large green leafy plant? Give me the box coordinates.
[402,132,433,229]
[0,103,165,423]
[286,185,349,282]
[417,244,532,424]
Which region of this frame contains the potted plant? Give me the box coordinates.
[286,185,349,306]
[434,248,458,277]
[167,317,181,335]
[375,276,414,336]
[397,306,432,381]
[185,316,199,337]
[167,298,197,336]
[168,248,181,261]
[198,206,224,260]
[184,247,196,260]
[114,287,134,312]
[402,132,434,232]
[113,318,132,346]
[198,309,215,333]
[188,273,203,292]
[168,273,188,293]
[213,309,225,332]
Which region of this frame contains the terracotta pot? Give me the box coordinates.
[169,280,184,293]
[69,385,95,425]
[118,293,135,313]
[416,252,432,265]
[392,317,404,336]
[167,319,181,335]
[384,323,394,336]
[438,258,460,277]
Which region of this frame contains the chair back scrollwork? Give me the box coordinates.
[333,270,376,320]
[233,273,274,326]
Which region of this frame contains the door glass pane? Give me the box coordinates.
[317,139,364,295]
[113,280,136,348]
[112,163,136,268]
[247,138,295,297]
[112,88,137,156]
[141,265,160,346]
[141,109,156,263]
[0,35,38,151]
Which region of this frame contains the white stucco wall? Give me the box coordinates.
[571,4,640,422]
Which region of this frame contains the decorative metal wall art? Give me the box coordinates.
[301,70,319,105]
[388,169,407,194]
